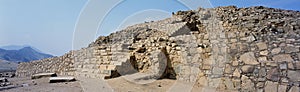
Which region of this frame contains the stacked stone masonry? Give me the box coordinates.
[17,6,300,91]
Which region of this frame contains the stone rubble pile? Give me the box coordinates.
[16,6,300,91]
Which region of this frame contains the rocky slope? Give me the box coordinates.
[17,6,300,92]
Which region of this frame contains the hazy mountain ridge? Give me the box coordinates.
[0,46,53,62]
[1,45,43,53]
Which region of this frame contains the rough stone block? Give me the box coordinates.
[284,45,299,53]
[272,54,293,62]
[232,68,241,77]
[106,65,116,70]
[278,85,287,92]
[241,65,255,74]
[260,50,268,56]
[256,42,267,50]
[266,68,280,81]
[241,75,255,92]
[264,81,278,92]
[271,48,281,55]
[240,52,259,65]
[289,86,299,92]
[287,70,300,82]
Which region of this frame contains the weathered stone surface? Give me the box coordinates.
[284,45,299,53]
[298,53,300,61]
[289,86,300,92]
[223,78,235,90]
[287,70,300,82]
[232,68,240,77]
[279,63,287,70]
[240,52,259,65]
[260,50,268,56]
[197,76,208,87]
[258,68,267,77]
[264,81,278,92]
[266,68,280,81]
[278,85,287,92]
[272,54,293,62]
[256,42,267,50]
[258,57,268,62]
[241,65,255,74]
[224,64,232,74]
[232,59,239,66]
[241,75,255,91]
[256,82,264,88]
[271,48,281,54]
[295,62,300,69]
[288,62,295,69]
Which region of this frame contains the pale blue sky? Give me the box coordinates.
[0,0,299,56]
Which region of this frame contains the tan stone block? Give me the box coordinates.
[241,75,255,91]
[241,65,255,73]
[240,52,259,65]
[106,65,116,70]
[99,65,107,70]
[256,82,264,88]
[294,62,300,69]
[258,57,268,62]
[278,85,287,92]
[232,68,240,77]
[289,86,299,92]
[271,48,281,55]
[256,42,268,50]
[264,81,278,92]
[260,50,268,56]
[272,54,293,62]
[287,70,300,82]
[197,76,208,86]
[224,78,235,90]
[224,64,232,74]
[284,45,299,53]
[266,62,278,67]
[202,65,211,70]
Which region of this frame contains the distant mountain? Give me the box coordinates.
[0,46,53,62]
[1,45,43,53]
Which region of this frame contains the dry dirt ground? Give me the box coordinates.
[0,77,207,92]
[0,77,82,92]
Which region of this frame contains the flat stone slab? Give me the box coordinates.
[31,73,57,79]
[49,77,76,83]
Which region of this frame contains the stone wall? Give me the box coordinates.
[17,52,75,77]
[16,6,300,91]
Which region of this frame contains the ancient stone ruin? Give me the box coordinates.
[16,6,300,91]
